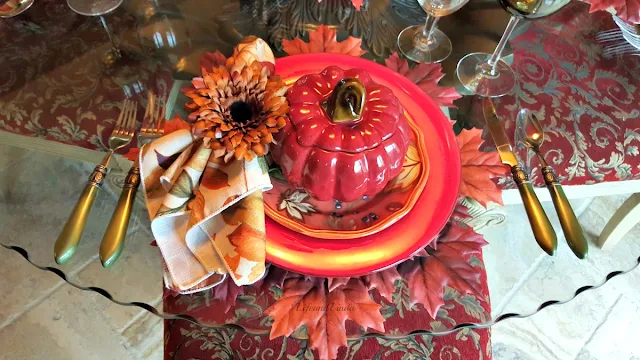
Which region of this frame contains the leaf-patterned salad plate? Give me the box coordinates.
[264,118,429,239]
[265,54,460,277]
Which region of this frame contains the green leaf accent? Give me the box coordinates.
[156,203,187,217]
[170,172,194,199]
[258,156,269,175]
[268,164,287,182]
[455,294,487,322]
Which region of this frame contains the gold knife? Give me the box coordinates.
[483,98,557,255]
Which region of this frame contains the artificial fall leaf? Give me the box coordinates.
[212,276,245,313]
[327,277,350,292]
[164,115,191,135]
[255,264,290,294]
[588,0,640,23]
[265,278,385,360]
[199,50,227,70]
[399,224,487,319]
[123,147,140,162]
[201,167,229,190]
[451,197,472,223]
[457,128,509,207]
[282,25,367,57]
[362,267,401,301]
[384,52,461,108]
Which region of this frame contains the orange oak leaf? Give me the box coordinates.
[123,147,140,162]
[588,0,640,23]
[201,167,229,190]
[399,224,487,319]
[361,267,401,301]
[457,128,509,207]
[265,278,385,360]
[164,115,191,135]
[384,52,461,107]
[282,25,367,57]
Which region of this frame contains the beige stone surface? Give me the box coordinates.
[0,286,133,360]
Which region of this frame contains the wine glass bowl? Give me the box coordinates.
[398,0,469,63]
[456,0,571,97]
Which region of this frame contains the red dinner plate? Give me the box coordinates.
[266,53,460,277]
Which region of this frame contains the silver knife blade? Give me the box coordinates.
[483,98,517,167]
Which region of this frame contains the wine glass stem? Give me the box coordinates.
[422,15,440,44]
[486,16,520,75]
[99,15,119,50]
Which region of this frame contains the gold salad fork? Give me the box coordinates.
[54,100,138,264]
[99,92,165,268]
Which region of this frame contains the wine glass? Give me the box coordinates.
[66,0,124,69]
[397,0,469,63]
[456,0,570,97]
[0,0,34,18]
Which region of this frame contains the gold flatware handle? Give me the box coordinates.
[512,165,557,256]
[99,165,141,268]
[542,166,588,259]
[54,165,107,264]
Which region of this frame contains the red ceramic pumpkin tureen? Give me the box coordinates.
[271,66,411,202]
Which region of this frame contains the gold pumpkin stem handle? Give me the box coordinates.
[327,78,366,123]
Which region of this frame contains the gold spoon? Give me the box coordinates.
[517,109,588,259]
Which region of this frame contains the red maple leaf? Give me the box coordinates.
[384,52,461,107]
[588,0,640,23]
[399,224,487,319]
[327,277,350,292]
[282,25,367,57]
[212,276,245,313]
[265,278,385,360]
[361,267,401,301]
[457,128,509,207]
[255,264,290,294]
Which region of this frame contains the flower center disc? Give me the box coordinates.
[230,101,253,124]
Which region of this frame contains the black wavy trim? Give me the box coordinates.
[3,243,639,339]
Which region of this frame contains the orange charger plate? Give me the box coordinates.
[266,54,460,277]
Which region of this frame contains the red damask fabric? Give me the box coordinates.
[0,0,173,152]
[163,256,492,360]
[494,2,640,188]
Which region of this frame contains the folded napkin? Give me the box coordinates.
[139,129,272,292]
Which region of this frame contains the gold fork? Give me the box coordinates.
[99,92,165,268]
[55,99,138,264]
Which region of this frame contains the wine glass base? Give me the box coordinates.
[397,25,452,64]
[67,0,123,16]
[456,52,516,97]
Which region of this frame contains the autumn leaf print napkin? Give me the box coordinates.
[139,129,272,292]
